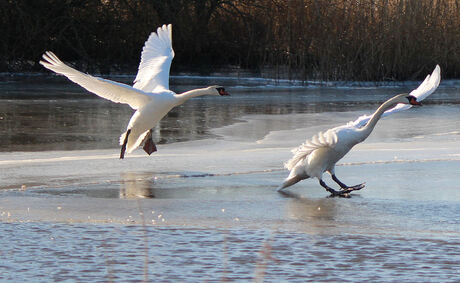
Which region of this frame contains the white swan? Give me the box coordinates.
[40,24,229,159]
[278,65,441,196]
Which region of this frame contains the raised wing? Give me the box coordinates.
[409,64,441,100]
[350,65,441,128]
[40,52,151,110]
[285,129,338,170]
[133,24,175,93]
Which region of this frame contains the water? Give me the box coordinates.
[1,223,457,281]
[2,75,455,151]
[0,75,459,281]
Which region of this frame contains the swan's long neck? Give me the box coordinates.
[358,96,402,139]
[175,88,212,104]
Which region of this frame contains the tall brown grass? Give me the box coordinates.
[2,0,460,80]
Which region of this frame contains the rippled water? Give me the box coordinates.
[0,75,459,281]
[1,223,458,282]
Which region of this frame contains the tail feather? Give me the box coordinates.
[277,175,304,191]
[119,131,128,146]
[119,129,150,154]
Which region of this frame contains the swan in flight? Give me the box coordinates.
[278,65,441,197]
[40,24,229,159]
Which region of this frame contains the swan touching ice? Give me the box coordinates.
[40,24,229,159]
[278,65,441,197]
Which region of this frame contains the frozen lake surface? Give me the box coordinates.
[0,75,459,281]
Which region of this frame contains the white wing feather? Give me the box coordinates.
[285,129,338,170]
[40,51,152,110]
[133,24,175,92]
[350,65,441,128]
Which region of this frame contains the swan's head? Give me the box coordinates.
[208,85,230,96]
[406,95,422,106]
[394,93,421,106]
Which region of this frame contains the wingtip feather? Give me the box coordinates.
[40,51,64,67]
[433,64,441,86]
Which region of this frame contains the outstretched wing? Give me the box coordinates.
[40,52,151,110]
[350,65,441,128]
[409,64,441,100]
[285,129,338,170]
[133,24,175,93]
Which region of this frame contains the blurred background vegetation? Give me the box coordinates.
[2,0,460,81]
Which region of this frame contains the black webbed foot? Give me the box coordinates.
[143,138,157,155]
[326,188,353,198]
[331,174,365,192]
[320,179,362,198]
[142,130,157,155]
[340,183,365,191]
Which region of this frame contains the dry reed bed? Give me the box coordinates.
[2,0,460,80]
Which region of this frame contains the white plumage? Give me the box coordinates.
[40,24,229,158]
[349,65,441,129]
[279,65,441,196]
[133,24,175,92]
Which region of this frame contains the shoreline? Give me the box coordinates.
[3,71,460,88]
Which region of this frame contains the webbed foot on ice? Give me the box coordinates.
[320,179,363,198]
[329,184,364,198]
[327,188,352,198]
[340,183,365,191]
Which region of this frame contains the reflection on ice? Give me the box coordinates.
[119,172,155,199]
[279,190,339,222]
